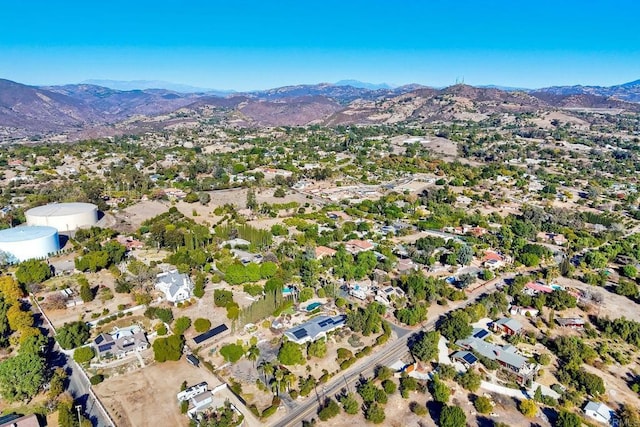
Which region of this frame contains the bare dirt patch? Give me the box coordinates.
[94,360,223,427]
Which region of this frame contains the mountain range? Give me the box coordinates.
[0,77,638,141]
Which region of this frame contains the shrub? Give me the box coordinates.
[73,346,95,364]
[474,396,493,414]
[90,374,104,385]
[173,317,191,335]
[194,318,212,333]
[318,398,340,421]
[220,343,244,363]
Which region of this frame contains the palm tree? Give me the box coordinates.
[284,372,297,393]
[247,345,260,369]
[274,367,285,396]
[258,360,273,384]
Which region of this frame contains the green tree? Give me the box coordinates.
[474,396,492,414]
[440,405,466,427]
[194,318,211,332]
[364,403,386,424]
[214,289,234,307]
[456,369,481,392]
[340,393,359,415]
[438,310,472,342]
[307,339,327,358]
[173,317,192,335]
[278,341,305,365]
[318,398,340,421]
[73,346,95,364]
[15,259,51,287]
[152,334,184,362]
[0,352,46,401]
[431,376,450,403]
[556,411,582,427]
[518,399,538,417]
[219,343,244,363]
[79,283,94,303]
[382,379,397,394]
[56,321,90,350]
[412,331,440,362]
[247,345,260,368]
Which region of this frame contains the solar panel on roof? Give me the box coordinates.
[462,353,478,364]
[98,343,113,353]
[473,329,489,339]
[318,319,331,327]
[193,324,229,344]
[292,329,308,339]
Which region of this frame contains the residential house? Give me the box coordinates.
[349,283,369,300]
[345,239,374,255]
[509,306,539,317]
[156,270,194,304]
[456,336,538,385]
[524,281,555,296]
[482,250,509,270]
[375,286,406,307]
[93,326,149,360]
[396,258,418,274]
[315,246,337,260]
[583,401,615,425]
[556,317,586,329]
[284,315,346,345]
[0,414,41,427]
[491,317,524,336]
[537,232,568,246]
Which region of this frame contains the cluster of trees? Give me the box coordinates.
[75,240,126,272]
[56,321,91,349]
[224,261,277,285]
[152,334,184,362]
[142,208,212,251]
[0,277,49,402]
[15,259,51,290]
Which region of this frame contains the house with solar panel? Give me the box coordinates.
[92,325,149,360]
[455,333,539,385]
[284,315,347,345]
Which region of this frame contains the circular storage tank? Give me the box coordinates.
[0,226,60,263]
[26,202,98,232]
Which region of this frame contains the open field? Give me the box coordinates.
[94,360,223,427]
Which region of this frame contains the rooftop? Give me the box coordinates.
[284,314,346,343]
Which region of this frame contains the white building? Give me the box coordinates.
[156,270,194,303]
[583,401,615,425]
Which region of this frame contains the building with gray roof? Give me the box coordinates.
[456,336,537,385]
[156,269,194,304]
[284,315,346,345]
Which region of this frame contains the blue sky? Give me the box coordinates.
[1,0,638,90]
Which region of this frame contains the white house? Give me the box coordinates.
[156,270,194,303]
[583,401,615,425]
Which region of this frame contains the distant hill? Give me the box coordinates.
[0,77,639,140]
[536,79,640,103]
[81,79,234,95]
[335,80,394,90]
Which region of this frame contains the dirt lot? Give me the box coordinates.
[40,270,132,328]
[94,360,223,427]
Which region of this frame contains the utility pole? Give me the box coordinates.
[75,405,82,425]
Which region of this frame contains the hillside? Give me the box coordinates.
[1,78,640,140]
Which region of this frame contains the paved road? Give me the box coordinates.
[31,297,114,427]
[271,280,500,427]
